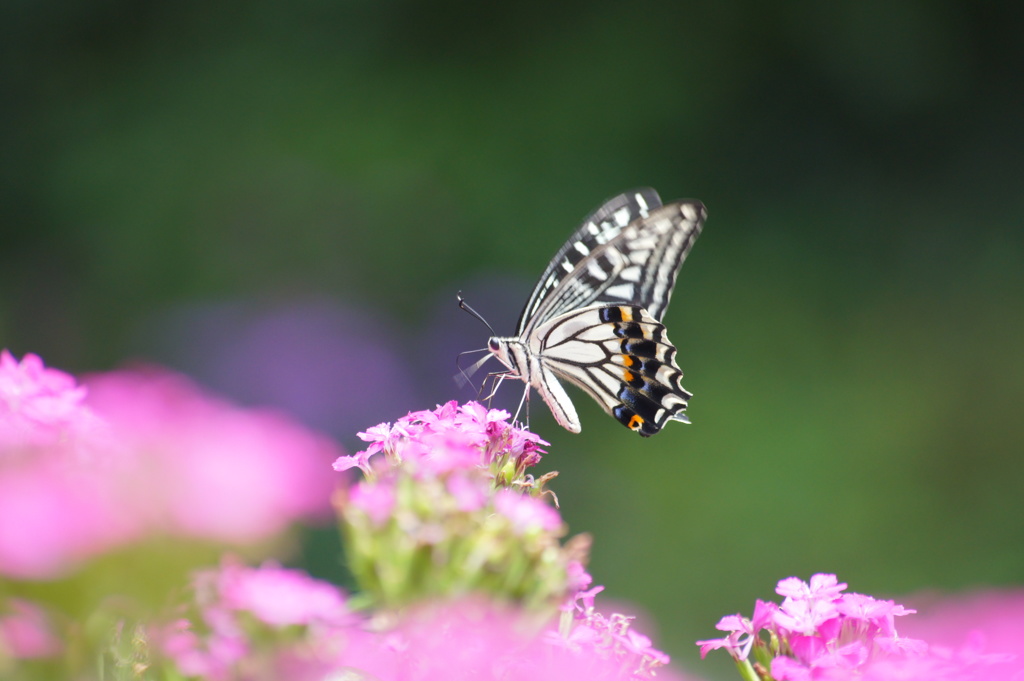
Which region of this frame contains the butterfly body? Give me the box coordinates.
[486,189,706,436]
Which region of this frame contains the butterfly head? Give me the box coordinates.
[487,337,519,375]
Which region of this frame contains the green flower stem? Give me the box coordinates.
[735,657,763,681]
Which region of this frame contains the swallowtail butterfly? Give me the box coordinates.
[486,188,706,436]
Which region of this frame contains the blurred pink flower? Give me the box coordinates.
[159,560,355,680]
[565,560,594,596]
[156,542,681,680]
[699,574,1019,681]
[0,351,134,577]
[0,466,133,578]
[494,488,564,534]
[157,617,247,681]
[0,351,342,579]
[898,589,1024,679]
[163,581,692,675]
[0,599,61,659]
[348,480,397,526]
[333,599,684,681]
[202,559,351,628]
[0,350,103,456]
[446,472,488,511]
[85,368,339,542]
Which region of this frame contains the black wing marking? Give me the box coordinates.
[524,200,705,332]
[534,304,691,437]
[515,188,663,336]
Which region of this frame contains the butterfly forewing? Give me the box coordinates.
[515,188,663,335]
[628,201,706,322]
[521,198,705,333]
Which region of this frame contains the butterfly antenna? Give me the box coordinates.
[457,291,497,336]
[456,292,521,415]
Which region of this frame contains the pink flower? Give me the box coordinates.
[898,589,1024,679]
[773,574,846,635]
[333,599,680,681]
[209,560,351,628]
[0,351,132,577]
[559,609,673,679]
[777,574,848,601]
[0,466,134,578]
[696,601,778,661]
[570,584,606,615]
[0,599,60,658]
[157,617,247,681]
[334,423,394,473]
[447,473,488,511]
[348,481,397,526]
[343,401,548,480]
[158,561,355,680]
[0,350,99,454]
[566,561,594,595]
[771,654,813,681]
[163,563,686,681]
[835,592,914,639]
[1,353,343,579]
[699,575,1018,681]
[338,402,572,612]
[85,368,339,542]
[493,488,563,534]
[697,614,759,660]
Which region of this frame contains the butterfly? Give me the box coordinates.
[484,188,706,436]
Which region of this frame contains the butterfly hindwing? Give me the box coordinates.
[530,304,691,437]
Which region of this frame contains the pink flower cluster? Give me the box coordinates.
[158,560,683,681]
[334,400,547,478]
[0,350,340,579]
[335,402,575,610]
[324,403,677,679]
[337,400,556,538]
[159,559,354,679]
[353,596,684,681]
[697,574,1016,680]
[0,349,103,455]
[902,589,1024,665]
[553,572,674,678]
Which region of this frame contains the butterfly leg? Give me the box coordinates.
[479,371,530,427]
[512,381,531,429]
[477,372,495,400]
[481,370,513,404]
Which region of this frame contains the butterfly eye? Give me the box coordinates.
[488,339,500,352]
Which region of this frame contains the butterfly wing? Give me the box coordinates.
[521,197,706,334]
[515,188,664,336]
[529,303,691,437]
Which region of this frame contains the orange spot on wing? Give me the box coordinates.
[628,414,644,430]
[622,355,635,367]
[623,370,635,382]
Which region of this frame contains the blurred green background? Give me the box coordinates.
[2,1,1023,678]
